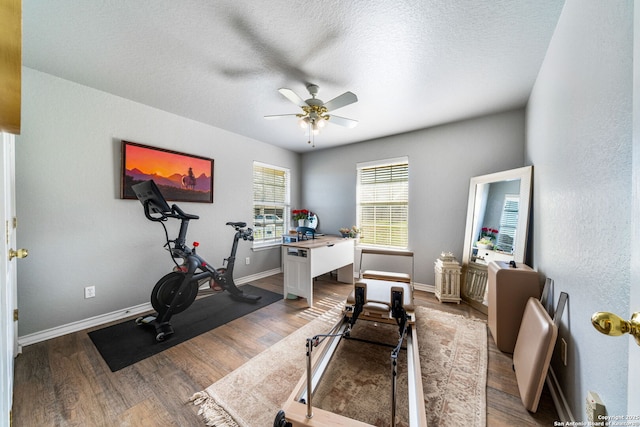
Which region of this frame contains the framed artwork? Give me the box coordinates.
[120,140,214,203]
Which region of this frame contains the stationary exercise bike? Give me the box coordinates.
[132,180,261,342]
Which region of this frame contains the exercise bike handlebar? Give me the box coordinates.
[141,200,199,222]
[142,199,252,240]
[171,204,199,220]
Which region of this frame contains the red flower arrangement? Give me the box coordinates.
[292,209,311,220]
[481,227,499,239]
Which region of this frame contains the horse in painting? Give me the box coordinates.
[182,175,196,190]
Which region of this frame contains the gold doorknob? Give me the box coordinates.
[8,248,28,261]
[591,311,640,346]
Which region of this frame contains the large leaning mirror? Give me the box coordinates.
[461,166,533,314]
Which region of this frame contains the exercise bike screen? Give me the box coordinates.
[132,180,172,214]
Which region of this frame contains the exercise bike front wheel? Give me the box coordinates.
[151,272,199,315]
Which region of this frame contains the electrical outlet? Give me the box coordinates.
[84,286,96,299]
[561,338,568,366]
[586,391,606,422]
[245,257,250,265]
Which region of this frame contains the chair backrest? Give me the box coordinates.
[296,226,315,240]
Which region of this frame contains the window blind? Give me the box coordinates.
[357,158,409,248]
[496,195,519,253]
[252,162,290,246]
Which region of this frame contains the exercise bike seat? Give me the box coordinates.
[226,221,247,228]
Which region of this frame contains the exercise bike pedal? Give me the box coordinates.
[135,315,174,342]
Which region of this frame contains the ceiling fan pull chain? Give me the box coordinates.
[308,122,315,147]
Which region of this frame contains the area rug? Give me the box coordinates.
[89,284,281,372]
[191,306,487,427]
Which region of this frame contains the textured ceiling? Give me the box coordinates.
[22,0,565,152]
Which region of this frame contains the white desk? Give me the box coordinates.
[282,236,354,307]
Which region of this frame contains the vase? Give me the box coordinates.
[298,219,305,227]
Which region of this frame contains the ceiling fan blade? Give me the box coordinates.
[323,91,358,112]
[327,115,358,128]
[278,88,308,107]
[264,114,300,120]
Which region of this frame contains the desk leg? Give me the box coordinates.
[287,276,313,307]
[336,263,354,284]
[305,276,313,307]
[283,249,313,306]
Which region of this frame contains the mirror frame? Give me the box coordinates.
[461,166,533,311]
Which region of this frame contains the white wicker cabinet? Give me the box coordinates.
[434,252,461,303]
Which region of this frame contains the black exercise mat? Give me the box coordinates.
[88,285,281,371]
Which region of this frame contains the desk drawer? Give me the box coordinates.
[310,240,354,276]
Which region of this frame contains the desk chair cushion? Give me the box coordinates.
[347,279,414,312]
[513,297,558,412]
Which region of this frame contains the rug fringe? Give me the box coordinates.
[190,392,240,427]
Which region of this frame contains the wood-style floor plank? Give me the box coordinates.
[12,273,558,426]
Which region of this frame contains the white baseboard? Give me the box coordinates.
[17,268,282,349]
[17,302,153,349]
[547,366,574,421]
[414,282,435,293]
[237,268,281,285]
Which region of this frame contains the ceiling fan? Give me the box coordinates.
[265,84,358,147]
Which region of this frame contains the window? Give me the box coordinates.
[496,194,519,253]
[356,157,409,248]
[252,162,290,247]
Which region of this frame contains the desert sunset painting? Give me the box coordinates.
[121,141,214,203]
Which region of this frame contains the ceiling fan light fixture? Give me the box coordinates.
[266,84,358,147]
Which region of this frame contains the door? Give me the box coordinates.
[1,132,24,425]
[630,8,639,415]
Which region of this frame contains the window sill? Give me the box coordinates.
[355,243,410,251]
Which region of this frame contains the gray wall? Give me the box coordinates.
[300,109,527,286]
[526,0,634,418]
[15,68,300,336]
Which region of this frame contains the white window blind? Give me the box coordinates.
[357,157,409,248]
[496,194,519,253]
[252,162,290,247]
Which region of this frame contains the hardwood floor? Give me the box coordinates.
[12,273,558,426]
